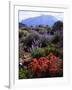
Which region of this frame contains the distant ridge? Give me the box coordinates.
[21,15,58,26]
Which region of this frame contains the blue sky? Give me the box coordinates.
[19,11,63,22]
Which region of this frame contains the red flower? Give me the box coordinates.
[28,52,63,77]
[28,57,50,76]
[32,58,38,64]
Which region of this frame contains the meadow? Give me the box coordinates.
[19,21,63,79]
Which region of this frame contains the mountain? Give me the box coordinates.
[21,15,58,26]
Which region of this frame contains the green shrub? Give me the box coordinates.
[40,37,49,47]
[44,46,51,55]
[31,44,55,58]
[19,29,30,38]
[23,33,39,48]
[52,21,63,31]
[19,67,28,79]
[31,44,63,59]
[45,44,63,59]
[52,34,60,44]
[54,48,63,59]
[31,48,45,58]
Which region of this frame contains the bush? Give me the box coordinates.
[47,53,63,77]
[43,44,54,54]
[19,30,24,38]
[31,48,45,58]
[39,37,49,47]
[54,48,63,59]
[23,33,40,48]
[19,66,28,79]
[31,44,56,58]
[31,42,63,59]
[28,57,50,77]
[52,34,60,44]
[28,54,63,77]
[38,28,47,34]
[19,29,29,36]
[52,21,63,31]
[45,45,63,59]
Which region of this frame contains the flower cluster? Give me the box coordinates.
[28,53,63,77]
[28,57,50,77]
[48,53,63,76]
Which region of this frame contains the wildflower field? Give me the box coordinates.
[18,11,63,79]
[19,20,63,79]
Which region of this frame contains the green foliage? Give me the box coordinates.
[19,29,30,38]
[54,48,63,59]
[40,37,49,47]
[23,33,39,47]
[27,70,34,78]
[38,28,47,33]
[31,44,55,58]
[31,48,45,58]
[52,21,63,31]
[44,45,52,55]
[19,21,63,78]
[52,34,60,44]
[31,44,57,58]
[19,67,28,79]
[45,44,63,59]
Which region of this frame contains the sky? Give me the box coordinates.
[19,11,64,22]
